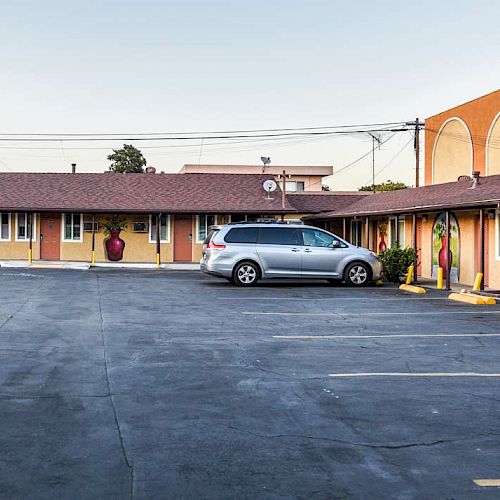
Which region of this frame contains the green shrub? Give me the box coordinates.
[379,244,417,283]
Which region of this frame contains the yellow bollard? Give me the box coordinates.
[437,267,444,289]
[405,265,414,285]
[28,249,32,264]
[473,272,483,291]
[156,253,161,267]
[91,250,96,267]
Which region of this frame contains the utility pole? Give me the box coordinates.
[368,132,382,192]
[415,117,420,187]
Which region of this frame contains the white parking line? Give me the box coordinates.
[243,311,500,317]
[273,333,500,340]
[220,297,450,301]
[474,479,500,487]
[328,373,500,378]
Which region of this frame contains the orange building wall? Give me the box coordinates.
[424,90,500,185]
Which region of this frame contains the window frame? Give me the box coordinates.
[349,220,363,246]
[62,213,84,242]
[0,213,11,241]
[15,212,37,242]
[389,215,406,247]
[196,215,217,243]
[148,214,170,243]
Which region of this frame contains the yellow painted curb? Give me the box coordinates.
[463,292,497,305]
[399,284,426,294]
[448,292,494,305]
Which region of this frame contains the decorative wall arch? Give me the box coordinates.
[431,117,474,184]
[485,111,500,176]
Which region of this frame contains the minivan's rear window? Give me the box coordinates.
[203,229,220,244]
[258,227,299,246]
[224,227,259,243]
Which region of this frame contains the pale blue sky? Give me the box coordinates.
[0,0,499,189]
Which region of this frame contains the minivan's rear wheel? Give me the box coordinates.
[344,262,371,287]
[233,262,259,287]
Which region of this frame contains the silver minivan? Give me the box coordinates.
[200,222,382,287]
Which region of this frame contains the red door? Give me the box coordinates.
[40,213,61,260]
[173,216,193,262]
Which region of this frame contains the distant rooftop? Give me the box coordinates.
[180,164,334,176]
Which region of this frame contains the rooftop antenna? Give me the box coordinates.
[260,156,271,173]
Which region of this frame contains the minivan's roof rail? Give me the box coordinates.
[227,219,287,225]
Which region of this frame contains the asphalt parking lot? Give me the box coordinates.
[0,269,499,499]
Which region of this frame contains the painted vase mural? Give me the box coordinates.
[438,236,452,271]
[106,228,125,261]
[102,216,127,262]
[432,213,460,283]
[377,218,388,254]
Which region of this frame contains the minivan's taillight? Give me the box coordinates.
[208,241,226,249]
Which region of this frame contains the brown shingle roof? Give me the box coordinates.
[287,192,370,213]
[0,173,296,213]
[307,175,500,219]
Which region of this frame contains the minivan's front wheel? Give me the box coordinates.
[233,262,259,287]
[344,262,371,287]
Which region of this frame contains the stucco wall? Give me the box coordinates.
[424,90,500,185]
[432,119,473,184]
[486,113,500,176]
[0,213,41,260]
[488,215,499,288]
[61,214,173,263]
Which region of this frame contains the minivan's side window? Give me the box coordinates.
[301,228,340,248]
[224,227,259,243]
[258,227,299,245]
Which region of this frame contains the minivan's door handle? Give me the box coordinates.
[304,248,312,253]
[291,248,300,252]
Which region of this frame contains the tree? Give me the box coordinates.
[358,180,409,192]
[107,144,147,173]
[322,184,332,191]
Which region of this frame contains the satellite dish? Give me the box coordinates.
[260,156,271,173]
[263,179,277,194]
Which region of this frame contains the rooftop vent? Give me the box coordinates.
[71,163,76,174]
[470,171,481,189]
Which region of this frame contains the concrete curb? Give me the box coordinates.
[448,292,496,305]
[399,284,426,294]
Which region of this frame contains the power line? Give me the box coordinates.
[0,121,410,137]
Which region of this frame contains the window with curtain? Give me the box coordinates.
[16,213,35,241]
[196,215,217,242]
[63,213,82,241]
[0,213,10,240]
[149,214,170,242]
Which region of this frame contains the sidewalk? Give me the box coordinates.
[0,260,201,271]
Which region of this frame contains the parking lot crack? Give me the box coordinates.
[96,275,134,499]
[220,424,459,450]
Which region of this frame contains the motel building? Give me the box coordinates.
[307,90,500,290]
[1,171,351,267]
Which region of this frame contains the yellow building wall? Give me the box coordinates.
[0,213,41,260]
[432,119,472,184]
[60,214,174,263]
